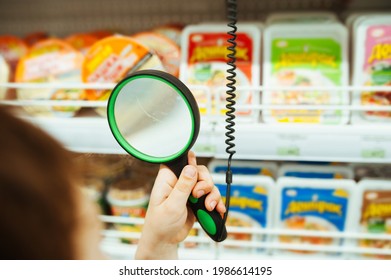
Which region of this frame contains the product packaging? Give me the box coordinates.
[82,35,164,116]
[0,55,10,99]
[273,177,356,258]
[351,15,391,123]
[278,163,354,179]
[81,176,106,215]
[208,159,278,179]
[180,23,261,121]
[0,35,28,82]
[152,24,183,46]
[351,179,391,259]
[65,33,99,54]
[89,30,113,40]
[23,32,49,47]
[266,12,338,25]
[213,173,275,256]
[0,35,28,99]
[106,176,151,245]
[133,31,180,77]
[15,38,84,117]
[351,163,391,181]
[262,22,349,124]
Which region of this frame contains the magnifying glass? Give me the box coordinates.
[107,69,227,242]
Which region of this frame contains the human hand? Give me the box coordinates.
[135,151,226,259]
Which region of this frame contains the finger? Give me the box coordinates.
[204,186,224,212]
[165,165,198,206]
[191,165,214,198]
[149,165,177,205]
[187,150,197,166]
[216,200,227,214]
[197,165,214,186]
[155,164,177,187]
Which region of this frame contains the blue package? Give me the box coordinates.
[281,187,349,231]
[216,183,269,228]
[209,160,277,178]
[284,171,337,179]
[214,166,263,175]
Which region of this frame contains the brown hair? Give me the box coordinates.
[0,107,80,259]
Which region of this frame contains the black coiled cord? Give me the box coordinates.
[219,0,237,241]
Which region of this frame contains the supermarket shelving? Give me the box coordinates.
[1,83,391,163]
[1,0,391,261]
[2,84,391,260]
[99,215,391,260]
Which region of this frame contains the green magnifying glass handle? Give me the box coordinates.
[188,194,227,242]
[168,157,227,242]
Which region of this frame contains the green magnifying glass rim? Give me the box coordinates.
[107,70,199,164]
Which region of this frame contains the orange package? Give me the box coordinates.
[152,23,183,46]
[0,55,10,99]
[133,32,180,77]
[65,33,99,54]
[15,38,85,117]
[24,32,49,47]
[89,30,114,40]
[82,35,153,101]
[0,35,29,82]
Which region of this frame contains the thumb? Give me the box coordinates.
[166,165,197,206]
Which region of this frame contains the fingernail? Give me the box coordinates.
[184,166,196,178]
[210,201,217,210]
[197,190,205,198]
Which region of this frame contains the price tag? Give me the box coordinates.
[277,147,300,156]
[361,149,386,159]
[194,144,216,154]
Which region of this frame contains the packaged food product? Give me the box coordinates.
[15,38,84,117]
[74,153,132,184]
[23,32,49,46]
[266,12,338,25]
[133,31,180,77]
[213,173,274,254]
[346,13,391,44]
[351,15,391,122]
[274,177,356,257]
[0,35,28,82]
[208,159,278,179]
[65,33,98,54]
[180,24,261,120]
[262,23,349,124]
[107,176,151,244]
[81,177,106,214]
[346,14,390,76]
[351,163,391,181]
[152,24,183,46]
[82,35,164,116]
[0,55,10,99]
[278,163,354,179]
[89,30,113,40]
[353,179,391,259]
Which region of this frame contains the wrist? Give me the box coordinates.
[135,224,178,260]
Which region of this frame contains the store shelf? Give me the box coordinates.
[99,215,391,260]
[213,122,391,163]
[20,113,391,163]
[1,83,391,162]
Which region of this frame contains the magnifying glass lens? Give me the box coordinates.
[109,74,195,162]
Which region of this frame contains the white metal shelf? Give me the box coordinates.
[1,83,391,162]
[99,215,391,260]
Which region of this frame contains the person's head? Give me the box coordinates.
[0,107,102,259]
